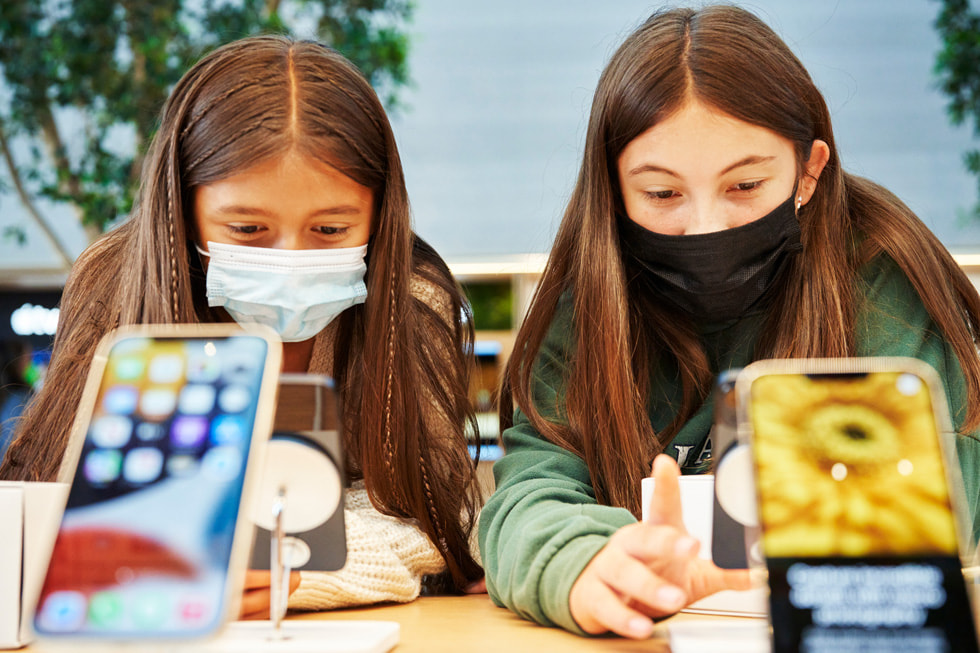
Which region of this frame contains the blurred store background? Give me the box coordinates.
[2,1,980,472]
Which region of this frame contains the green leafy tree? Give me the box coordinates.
[0,0,412,266]
[935,0,980,220]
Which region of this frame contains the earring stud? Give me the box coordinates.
[796,196,802,210]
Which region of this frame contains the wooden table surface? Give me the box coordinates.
[289,594,764,652]
[22,594,766,651]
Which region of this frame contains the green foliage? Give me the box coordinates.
[462,281,514,331]
[935,0,980,219]
[0,0,413,238]
[3,225,26,246]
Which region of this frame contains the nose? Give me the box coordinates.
[271,231,306,250]
[683,199,729,236]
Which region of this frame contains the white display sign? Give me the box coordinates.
[9,303,59,337]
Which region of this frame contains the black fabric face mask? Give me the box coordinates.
[619,194,803,323]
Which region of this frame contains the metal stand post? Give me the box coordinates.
[270,486,290,638]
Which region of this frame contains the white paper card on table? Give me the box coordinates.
[642,474,767,616]
[668,619,770,653]
[201,621,400,653]
[0,481,69,650]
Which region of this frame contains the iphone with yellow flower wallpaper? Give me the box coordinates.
[738,357,979,653]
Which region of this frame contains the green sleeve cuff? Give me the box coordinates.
[538,533,612,635]
[530,503,636,633]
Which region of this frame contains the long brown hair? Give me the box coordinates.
[502,5,980,517]
[1,36,482,588]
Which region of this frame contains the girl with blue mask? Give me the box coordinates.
[192,150,372,352]
[1,36,484,616]
[479,5,980,640]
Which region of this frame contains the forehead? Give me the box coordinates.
[618,100,796,177]
[215,150,343,183]
[196,150,372,202]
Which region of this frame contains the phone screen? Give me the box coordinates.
[34,333,270,638]
[749,369,979,653]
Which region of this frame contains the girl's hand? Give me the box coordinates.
[568,455,751,639]
[239,569,302,620]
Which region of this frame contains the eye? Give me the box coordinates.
[228,224,261,235]
[315,226,350,236]
[644,190,678,200]
[730,180,765,193]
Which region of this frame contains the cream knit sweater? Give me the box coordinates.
[288,481,448,610]
[286,274,464,611]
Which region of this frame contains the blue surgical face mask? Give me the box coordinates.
[198,241,368,342]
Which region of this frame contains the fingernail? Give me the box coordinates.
[674,535,698,556]
[628,616,654,638]
[656,585,686,609]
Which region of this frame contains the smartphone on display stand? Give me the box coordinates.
[710,368,761,570]
[249,373,347,573]
[33,324,281,643]
[738,357,980,653]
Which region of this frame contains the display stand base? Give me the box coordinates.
[202,621,399,653]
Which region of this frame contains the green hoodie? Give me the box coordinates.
[478,255,980,634]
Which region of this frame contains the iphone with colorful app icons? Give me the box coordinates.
[738,358,979,653]
[34,324,281,642]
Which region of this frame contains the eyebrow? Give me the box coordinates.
[213,205,364,218]
[627,155,777,178]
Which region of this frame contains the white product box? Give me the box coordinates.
[0,482,69,649]
[642,474,767,617]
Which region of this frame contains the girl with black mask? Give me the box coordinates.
[479,5,980,639]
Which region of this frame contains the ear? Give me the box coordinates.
[798,139,830,207]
